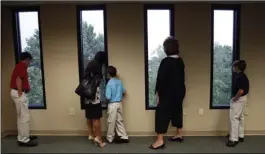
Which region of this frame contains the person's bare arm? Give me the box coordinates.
[122,83,126,97]
[16,77,23,97]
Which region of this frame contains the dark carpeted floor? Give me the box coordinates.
[1,136,265,153]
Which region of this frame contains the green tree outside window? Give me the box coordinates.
[23,22,105,107]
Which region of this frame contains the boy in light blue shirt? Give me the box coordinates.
[106,66,129,144]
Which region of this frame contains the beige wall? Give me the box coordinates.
[240,4,265,130]
[2,7,17,135]
[1,3,265,136]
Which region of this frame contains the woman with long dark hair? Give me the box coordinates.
[84,51,106,147]
[149,37,186,149]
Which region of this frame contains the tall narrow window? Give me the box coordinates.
[144,5,175,109]
[12,8,46,109]
[76,6,108,109]
[210,5,240,109]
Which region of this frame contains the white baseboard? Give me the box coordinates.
[3,130,265,137]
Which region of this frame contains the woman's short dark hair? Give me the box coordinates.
[94,51,106,65]
[233,60,247,72]
[20,52,33,61]
[107,66,117,77]
[84,51,106,77]
[163,36,179,56]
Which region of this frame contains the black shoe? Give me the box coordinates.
[239,137,244,142]
[226,134,244,142]
[115,138,130,144]
[149,144,165,149]
[29,135,38,140]
[18,140,38,147]
[169,136,184,142]
[226,140,238,147]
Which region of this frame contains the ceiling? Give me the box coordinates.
[1,0,264,6]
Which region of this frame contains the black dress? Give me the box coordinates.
[155,56,186,134]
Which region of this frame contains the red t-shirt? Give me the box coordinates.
[10,62,30,91]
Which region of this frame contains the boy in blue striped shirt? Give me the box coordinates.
[106,66,129,144]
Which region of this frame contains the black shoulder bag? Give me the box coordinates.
[75,74,101,100]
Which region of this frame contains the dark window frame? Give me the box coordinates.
[209,4,241,109]
[144,4,175,110]
[12,6,47,109]
[76,5,108,110]
[11,6,47,109]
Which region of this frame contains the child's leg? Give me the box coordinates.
[107,103,118,143]
[230,98,245,142]
[239,98,247,138]
[238,112,245,138]
[228,99,233,136]
[115,103,129,139]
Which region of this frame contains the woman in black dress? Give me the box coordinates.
[84,51,106,147]
[150,37,186,149]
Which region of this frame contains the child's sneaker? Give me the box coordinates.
[226,140,239,147]
[226,134,244,142]
[115,137,129,144]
